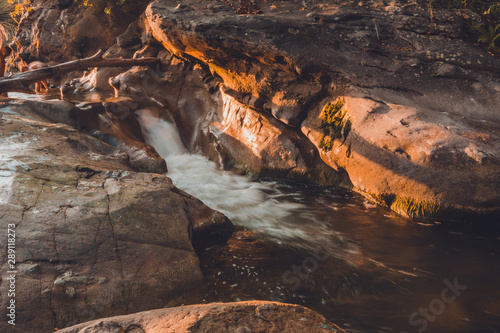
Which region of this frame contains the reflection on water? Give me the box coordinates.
[135,109,500,333]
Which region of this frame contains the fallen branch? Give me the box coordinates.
[0,50,160,93]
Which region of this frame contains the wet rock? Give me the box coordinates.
[175,188,234,250]
[77,98,168,174]
[111,54,342,185]
[212,89,343,184]
[13,99,80,127]
[0,97,167,174]
[56,301,346,333]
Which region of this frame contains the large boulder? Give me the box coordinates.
[56,301,346,333]
[1,98,168,174]
[0,101,233,332]
[302,95,500,220]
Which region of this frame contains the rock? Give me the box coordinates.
[11,0,150,64]
[178,188,234,250]
[117,21,143,48]
[212,89,343,184]
[13,99,81,127]
[141,0,500,220]
[58,0,73,9]
[76,98,169,174]
[302,96,500,220]
[65,287,76,299]
[66,67,126,92]
[18,263,42,275]
[0,102,233,332]
[68,14,105,45]
[110,50,343,185]
[56,301,346,333]
[1,97,167,174]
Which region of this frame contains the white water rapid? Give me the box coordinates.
[135,109,359,261]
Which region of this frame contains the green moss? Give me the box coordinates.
[319,135,334,152]
[367,192,500,223]
[370,192,397,207]
[368,192,443,219]
[318,99,352,153]
[391,196,442,219]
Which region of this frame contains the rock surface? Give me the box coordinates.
[0,101,232,332]
[56,301,346,333]
[302,95,500,220]
[109,31,346,185]
[1,97,168,174]
[141,0,500,220]
[11,0,150,64]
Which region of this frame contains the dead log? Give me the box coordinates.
[0,50,160,93]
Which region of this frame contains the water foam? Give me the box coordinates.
[135,109,359,260]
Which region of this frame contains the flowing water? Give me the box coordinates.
[136,109,500,333]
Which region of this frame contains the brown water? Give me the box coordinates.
[197,184,500,333]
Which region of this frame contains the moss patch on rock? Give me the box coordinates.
[369,193,499,223]
[318,98,352,152]
[391,196,442,219]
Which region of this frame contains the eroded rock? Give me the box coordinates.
[1,97,167,174]
[11,0,150,63]
[110,50,343,184]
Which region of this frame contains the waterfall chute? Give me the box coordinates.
[135,109,359,263]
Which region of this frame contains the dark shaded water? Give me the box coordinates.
[198,184,500,333]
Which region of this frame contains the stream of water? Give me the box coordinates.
[136,109,500,333]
